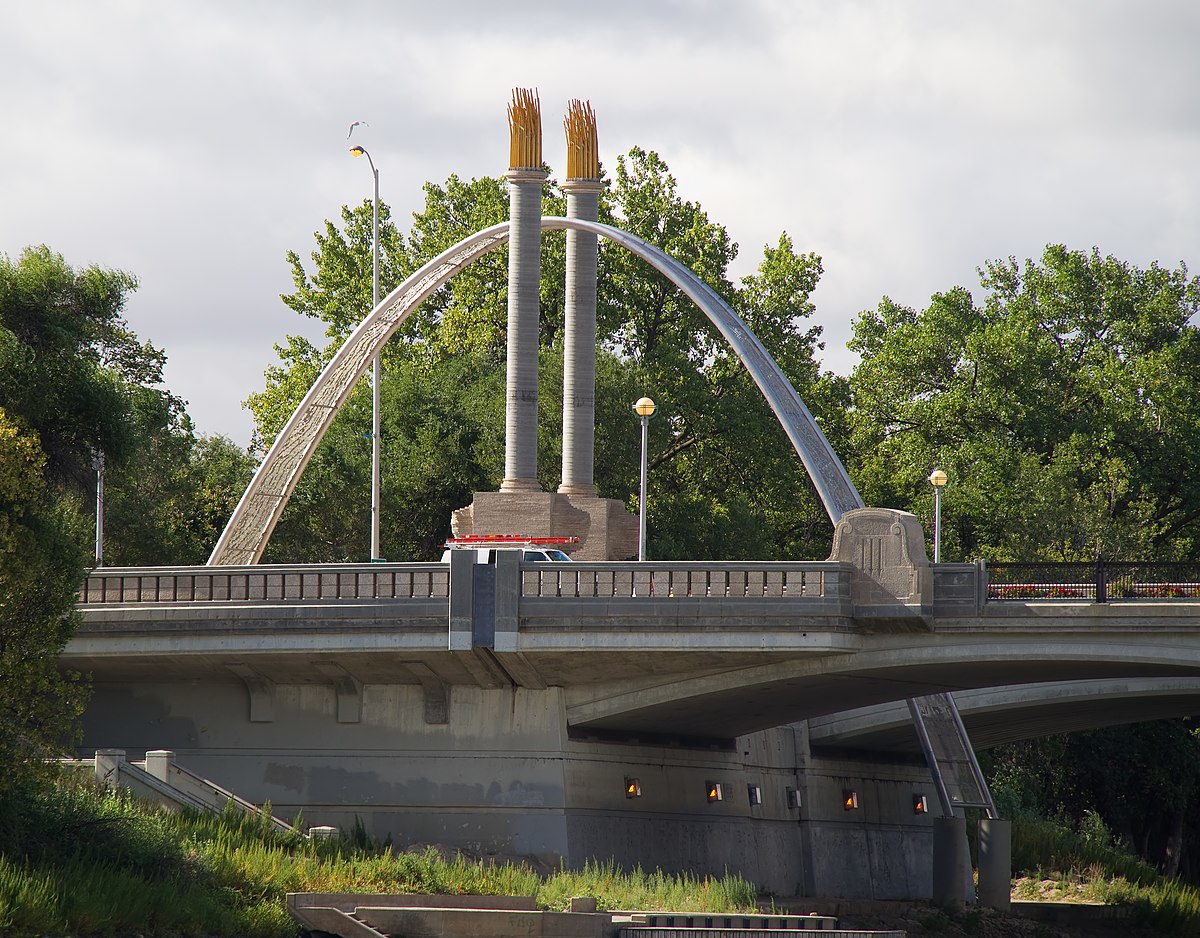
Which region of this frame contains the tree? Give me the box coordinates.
[847,246,1200,562]
[251,149,843,562]
[0,406,89,798]
[984,721,1200,878]
[0,246,257,793]
[849,245,1200,880]
[0,246,145,488]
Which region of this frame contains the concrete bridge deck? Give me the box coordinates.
[69,559,1200,741]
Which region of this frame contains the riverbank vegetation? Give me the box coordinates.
[10,777,1200,937]
[0,777,757,938]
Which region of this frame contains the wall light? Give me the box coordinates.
[706,782,724,803]
[843,790,859,811]
[747,784,762,806]
[786,788,800,810]
[913,794,929,815]
[625,778,642,799]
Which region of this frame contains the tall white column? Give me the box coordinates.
[501,167,547,492]
[559,177,602,496]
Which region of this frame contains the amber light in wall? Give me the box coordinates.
[843,790,859,811]
[625,778,642,798]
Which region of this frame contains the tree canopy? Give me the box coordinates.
[250,147,842,562]
[0,247,257,793]
[847,246,1200,562]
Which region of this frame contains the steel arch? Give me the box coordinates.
[209,218,862,565]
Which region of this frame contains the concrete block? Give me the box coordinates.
[354,907,611,938]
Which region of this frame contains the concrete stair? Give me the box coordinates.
[619,912,904,938]
[287,894,906,938]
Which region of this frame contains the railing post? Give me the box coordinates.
[1096,554,1107,603]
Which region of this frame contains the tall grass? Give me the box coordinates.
[0,778,756,938]
[1010,813,1200,936]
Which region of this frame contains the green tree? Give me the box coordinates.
[985,721,1200,877]
[847,246,1200,562]
[0,406,89,798]
[0,246,256,793]
[251,149,843,562]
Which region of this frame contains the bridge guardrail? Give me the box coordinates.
[986,560,1200,602]
[521,562,847,599]
[78,562,848,605]
[78,564,450,604]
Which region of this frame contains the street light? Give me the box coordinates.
[93,450,105,566]
[929,468,947,563]
[350,143,382,562]
[633,397,656,561]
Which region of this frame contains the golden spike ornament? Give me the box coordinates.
[508,88,542,170]
[564,99,599,180]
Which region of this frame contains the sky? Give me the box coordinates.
[3,1,1198,448]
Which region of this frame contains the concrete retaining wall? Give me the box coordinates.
[80,677,938,899]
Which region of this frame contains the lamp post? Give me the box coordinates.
[929,468,947,563]
[633,397,656,561]
[93,450,105,566]
[350,144,382,562]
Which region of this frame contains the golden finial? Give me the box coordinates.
[564,99,599,180]
[508,88,542,170]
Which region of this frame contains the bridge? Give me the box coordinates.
[73,558,1200,740]
[69,549,1200,902]
[67,93,1200,905]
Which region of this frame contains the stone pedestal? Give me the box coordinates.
[828,507,932,620]
[451,491,638,561]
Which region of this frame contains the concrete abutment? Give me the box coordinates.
[81,676,944,898]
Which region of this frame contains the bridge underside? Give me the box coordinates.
[808,677,1200,752]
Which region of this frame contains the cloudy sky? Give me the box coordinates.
[3,1,1197,447]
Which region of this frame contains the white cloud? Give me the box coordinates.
[2,0,1197,444]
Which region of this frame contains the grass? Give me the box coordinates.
[0,778,757,938]
[1008,813,1200,935]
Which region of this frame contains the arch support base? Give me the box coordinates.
[452,491,637,561]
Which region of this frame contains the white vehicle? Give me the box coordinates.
[439,535,576,564]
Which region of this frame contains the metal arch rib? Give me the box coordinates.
[208,223,514,565]
[546,217,863,523]
[209,217,861,565]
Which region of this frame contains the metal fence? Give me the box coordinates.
[986,560,1200,602]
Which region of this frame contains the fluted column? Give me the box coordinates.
[501,89,545,493]
[559,100,602,497]
[559,177,602,495]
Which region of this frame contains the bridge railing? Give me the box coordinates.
[520,561,847,599]
[78,562,848,605]
[985,560,1200,602]
[78,564,450,604]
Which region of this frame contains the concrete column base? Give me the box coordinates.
[978,818,1012,911]
[451,491,637,561]
[932,816,969,908]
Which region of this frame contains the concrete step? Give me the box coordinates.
[285,895,906,938]
[627,914,838,929]
[620,929,905,938]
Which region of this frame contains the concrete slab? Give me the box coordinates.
[353,906,612,938]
